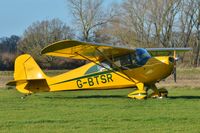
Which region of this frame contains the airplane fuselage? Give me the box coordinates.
[43,56,174,92]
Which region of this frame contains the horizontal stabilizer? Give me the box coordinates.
[6,79,46,86]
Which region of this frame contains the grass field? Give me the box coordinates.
[0,68,200,133]
[1,88,200,133]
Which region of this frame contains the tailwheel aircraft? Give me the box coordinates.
[6,40,191,99]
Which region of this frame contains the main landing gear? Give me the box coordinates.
[148,84,168,98]
[128,83,168,99]
[128,83,147,99]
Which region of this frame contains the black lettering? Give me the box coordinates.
[94,76,99,85]
[77,80,83,88]
[100,75,107,83]
[83,82,87,84]
[88,78,94,86]
[107,73,113,82]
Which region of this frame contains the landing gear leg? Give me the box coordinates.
[148,84,168,98]
[128,83,147,99]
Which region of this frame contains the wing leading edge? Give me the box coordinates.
[146,48,192,56]
[41,40,134,61]
[41,40,192,60]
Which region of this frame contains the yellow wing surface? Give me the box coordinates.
[147,48,192,56]
[41,40,134,61]
[41,40,192,60]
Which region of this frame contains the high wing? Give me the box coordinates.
[146,48,192,56]
[41,40,192,61]
[41,40,134,61]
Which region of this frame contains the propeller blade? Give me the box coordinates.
[173,67,176,82]
[173,50,177,82]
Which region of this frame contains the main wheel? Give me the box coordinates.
[158,88,168,98]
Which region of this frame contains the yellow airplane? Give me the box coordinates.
[6,40,191,99]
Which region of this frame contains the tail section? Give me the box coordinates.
[7,54,50,94]
[14,54,46,80]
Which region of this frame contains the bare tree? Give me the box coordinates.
[67,0,114,41]
[178,1,197,47]
[193,1,200,66]
[66,0,199,66]
[100,0,181,48]
[92,0,149,47]
[0,35,20,70]
[18,19,74,56]
[17,19,76,69]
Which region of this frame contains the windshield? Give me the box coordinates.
[135,48,151,65]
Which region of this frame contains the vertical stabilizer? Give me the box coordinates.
[14,54,46,80]
[7,54,50,94]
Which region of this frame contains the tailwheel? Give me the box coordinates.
[128,90,147,100]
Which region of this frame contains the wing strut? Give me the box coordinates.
[75,52,134,82]
[95,48,136,83]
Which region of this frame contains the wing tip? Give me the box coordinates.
[41,39,78,55]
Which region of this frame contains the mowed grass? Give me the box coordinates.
[1,87,200,133]
[0,68,200,133]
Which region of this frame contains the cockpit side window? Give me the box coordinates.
[85,61,111,75]
[112,53,138,69]
[85,48,151,74]
[111,48,151,69]
[120,54,132,67]
[97,61,111,71]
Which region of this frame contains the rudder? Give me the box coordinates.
[14,54,46,80]
[7,54,50,94]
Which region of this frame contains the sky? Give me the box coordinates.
[0,0,121,38]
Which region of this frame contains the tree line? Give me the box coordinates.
[0,0,199,70]
[0,19,84,70]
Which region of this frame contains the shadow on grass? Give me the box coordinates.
[168,96,200,100]
[76,95,125,99]
[43,95,126,99]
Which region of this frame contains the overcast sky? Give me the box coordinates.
[0,0,121,38]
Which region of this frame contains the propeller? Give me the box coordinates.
[173,64,176,82]
[173,50,178,82]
